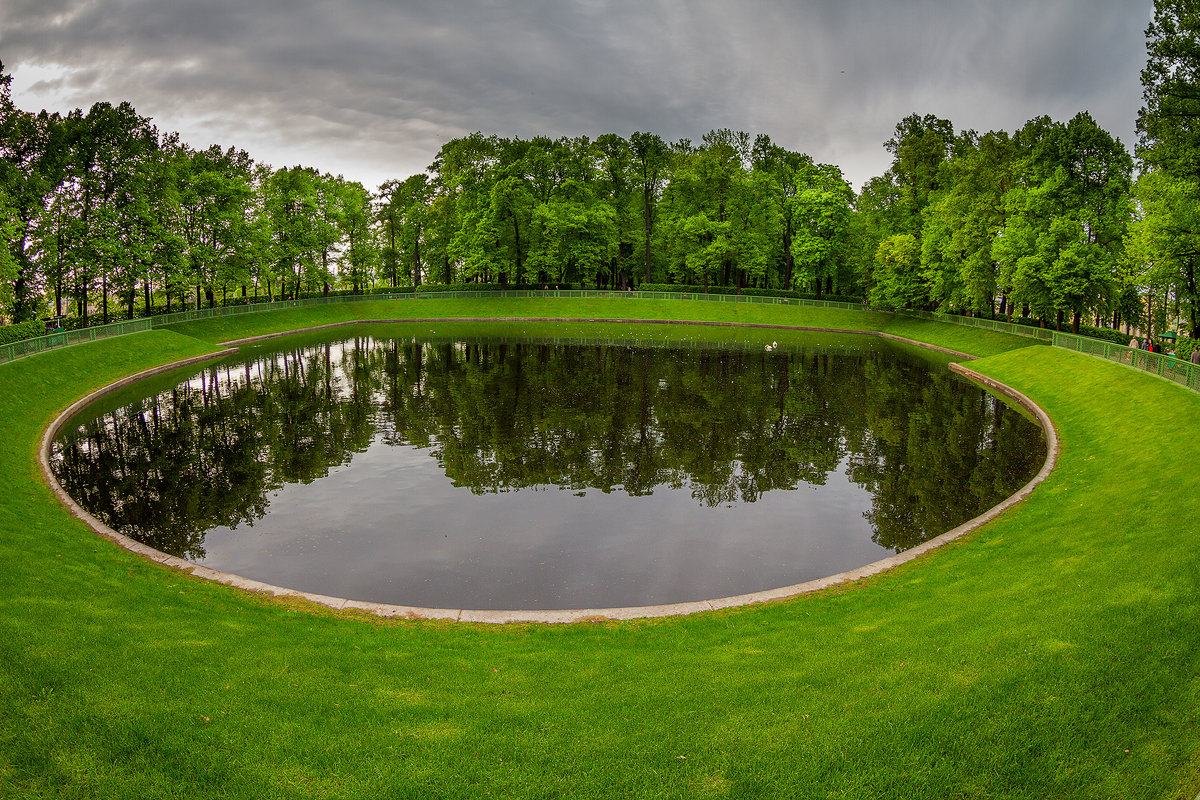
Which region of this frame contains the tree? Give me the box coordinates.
[870,233,923,307]
[920,130,1016,314]
[432,133,501,284]
[595,133,638,288]
[1138,0,1200,179]
[58,101,160,324]
[629,131,669,283]
[997,114,1132,332]
[333,178,377,294]
[1136,0,1200,337]
[263,166,324,299]
[0,63,70,322]
[752,136,815,290]
[883,113,955,237]
[660,130,775,290]
[376,173,432,287]
[174,143,255,307]
[789,161,854,296]
[1128,170,1200,337]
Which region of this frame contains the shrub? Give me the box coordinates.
[415,282,577,293]
[637,284,863,303]
[0,320,51,345]
[1076,325,1134,346]
[1173,337,1196,361]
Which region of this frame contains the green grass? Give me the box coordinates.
[163,295,1035,358]
[1,298,1197,798]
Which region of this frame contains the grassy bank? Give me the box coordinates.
[1,298,1196,799]
[162,295,1035,358]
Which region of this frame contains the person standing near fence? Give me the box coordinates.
[1191,346,1200,365]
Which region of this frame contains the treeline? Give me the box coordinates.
[4,1,1200,340]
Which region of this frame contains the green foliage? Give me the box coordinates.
[0,60,1157,342]
[1138,0,1200,179]
[413,282,576,292]
[638,282,862,303]
[789,161,854,295]
[0,319,46,344]
[870,233,924,307]
[1076,324,1135,345]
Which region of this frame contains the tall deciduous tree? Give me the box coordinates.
[884,113,955,237]
[59,101,160,324]
[789,161,854,297]
[1136,0,1200,338]
[0,63,69,322]
[920,130,1016,314]
[629,131,669,284]
[175,144,255,307]
[1139,0,1200,179]
[996,114,1132,332]
[264,166,323,299]
[377,173,431,287]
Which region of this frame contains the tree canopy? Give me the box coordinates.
[1,18,1193,341]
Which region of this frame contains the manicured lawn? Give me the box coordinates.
[1,297,1196,799]
[163,294,1034,357]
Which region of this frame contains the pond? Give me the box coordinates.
[51,327,1046,610]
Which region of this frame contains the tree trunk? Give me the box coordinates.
[783,216,794,290]
[413,224,423,287]
[643,186,653,284]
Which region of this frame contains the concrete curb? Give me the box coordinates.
[40,322,1055,625]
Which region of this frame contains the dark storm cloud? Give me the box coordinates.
[0,0,1152,189]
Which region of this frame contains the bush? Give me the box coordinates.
[637,284,863,304]
[1173,337,1197,361]
[0,320,49,345]
[415,282,577,293]
[1076,325,1133,346]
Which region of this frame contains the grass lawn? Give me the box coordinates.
[1,296,1197,799]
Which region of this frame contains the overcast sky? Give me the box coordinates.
[1,0,1153,192]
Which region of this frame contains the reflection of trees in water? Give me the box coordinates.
[52,341,379,559]
[51,337,1045,559]
[846,358,1044,550]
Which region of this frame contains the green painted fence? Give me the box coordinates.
[4,291,1197,392]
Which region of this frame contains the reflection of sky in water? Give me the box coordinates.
[198,435,881,609]
[53,334,1045,611]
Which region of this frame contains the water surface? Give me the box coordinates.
[52,330,1045,609]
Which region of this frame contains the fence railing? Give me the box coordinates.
[893,308,1199,390]
[893,308,1056,341]
[0,318,153,363]
[1049,329,1200,390]
[4,290,1197,392]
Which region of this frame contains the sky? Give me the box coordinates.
[1,0,1154,192]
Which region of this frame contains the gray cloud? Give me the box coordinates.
[0,0,1152,190]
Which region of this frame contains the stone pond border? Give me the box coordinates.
[39,318,1059,624]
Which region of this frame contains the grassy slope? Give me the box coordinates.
[1,300,1196,799]
[163,296,1034,358]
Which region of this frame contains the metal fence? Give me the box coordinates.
[0,318,153,363]
[1049,329,1200,390]
[3,290,1198,392]
[893,308,1056,341]
[893,308,1200,390]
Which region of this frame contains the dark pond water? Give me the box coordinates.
[51,329,1046,609]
